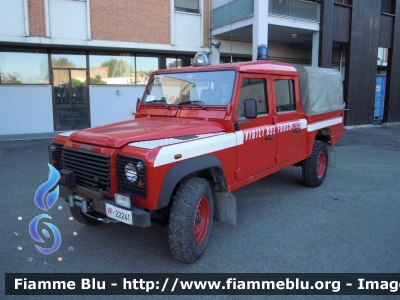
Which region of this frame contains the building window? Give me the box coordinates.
[174,0,200,14]
[381,0,394,14]
[88,53,194,86]
[0,51,49,84]
[136,56,158,85]
[52,54,86,68]
[334,0,352,5]
[177,56,193,67]
[274,80,296,113]
[158,56,192,69]
[89,54,135,85]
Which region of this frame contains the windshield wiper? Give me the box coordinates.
[147,99,169,108]
[178,100,206,110]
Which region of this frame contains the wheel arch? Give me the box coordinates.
[315,127,332,143]
[156,155,227,209]
[315,128,338,168]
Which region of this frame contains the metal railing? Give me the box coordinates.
[212,0,254,29]
[268,0,320,22]
[212,0,320,30]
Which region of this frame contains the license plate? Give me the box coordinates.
[106,204,133,225]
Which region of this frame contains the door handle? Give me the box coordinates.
[265,135,275,141]
[293,129,301,133]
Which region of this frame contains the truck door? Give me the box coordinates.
[236,75,277,180]
[272,75,305,164]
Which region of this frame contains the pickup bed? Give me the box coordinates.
[49,54,345,263]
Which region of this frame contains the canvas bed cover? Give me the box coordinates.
[294,65,345,116]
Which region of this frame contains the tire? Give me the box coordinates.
[69,206,102,225]
[302,140,328,188]
[168,177,214,263]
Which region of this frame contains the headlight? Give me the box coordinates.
[136,161,144,171]
[117,155,147,198]
[125,163,137,183]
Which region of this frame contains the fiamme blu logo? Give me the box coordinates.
[29,164,62,254]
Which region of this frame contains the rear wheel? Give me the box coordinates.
[302,140,328,187]
[168,177,214,263]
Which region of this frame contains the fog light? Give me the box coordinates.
[114,193,131,209]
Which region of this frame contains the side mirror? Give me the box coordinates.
[136,97,141,112]
[244,99,257,119]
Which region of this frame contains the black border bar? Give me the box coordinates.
[5,273,400,295]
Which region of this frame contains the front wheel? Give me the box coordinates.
[168,177,214,263]
[302,140,328,188]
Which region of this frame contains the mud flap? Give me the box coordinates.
[326,144,336,168]
[213,192,237,226]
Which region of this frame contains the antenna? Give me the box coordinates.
[229,0,233,64]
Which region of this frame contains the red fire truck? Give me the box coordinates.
[49,52,345,263]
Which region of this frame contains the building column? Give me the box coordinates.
[170,0,175,45]
[86,0,91,40]
[385,0,400,123]
[23,0,29,36]
[252,0,269,61]
[209,42,221,65]
[318,0,334,67]
[44,0,50,38]
[346,0,380,126]
[312,32,319,67]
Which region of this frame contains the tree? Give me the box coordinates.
[90,75,106,85]
[72,78,87,87]
[101,58,132,78]
[1,74,22,84]
[52,57,75,68]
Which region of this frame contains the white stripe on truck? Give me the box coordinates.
[153,132,240,167]
[307,117,343,132]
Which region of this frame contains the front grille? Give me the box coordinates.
[48,143,64,171]
[117,155,147,198]
[62,147,111,193]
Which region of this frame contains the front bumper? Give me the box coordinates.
[59,185,151,227]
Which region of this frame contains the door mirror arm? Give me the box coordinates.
[135,98,141,114]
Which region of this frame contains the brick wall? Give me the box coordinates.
[28,0,46,37]
[25,0,208,47]
[90,0,170,44]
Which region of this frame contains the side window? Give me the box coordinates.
[275,80,296,113]
[237,78,268,118]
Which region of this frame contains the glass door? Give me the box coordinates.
[53,68,90,130]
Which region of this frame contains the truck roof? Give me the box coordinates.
[154,60,298,76]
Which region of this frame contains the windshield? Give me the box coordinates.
[143,70,236,106]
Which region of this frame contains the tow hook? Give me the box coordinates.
[81,210,119,223]
[68,194,119,224]
[96,217,119,223]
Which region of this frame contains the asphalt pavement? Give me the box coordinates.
[1,125,399,300]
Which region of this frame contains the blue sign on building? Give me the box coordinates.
[374,75,386,121]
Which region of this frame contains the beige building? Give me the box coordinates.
[0,0,211,134]
[2,0,394,134]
